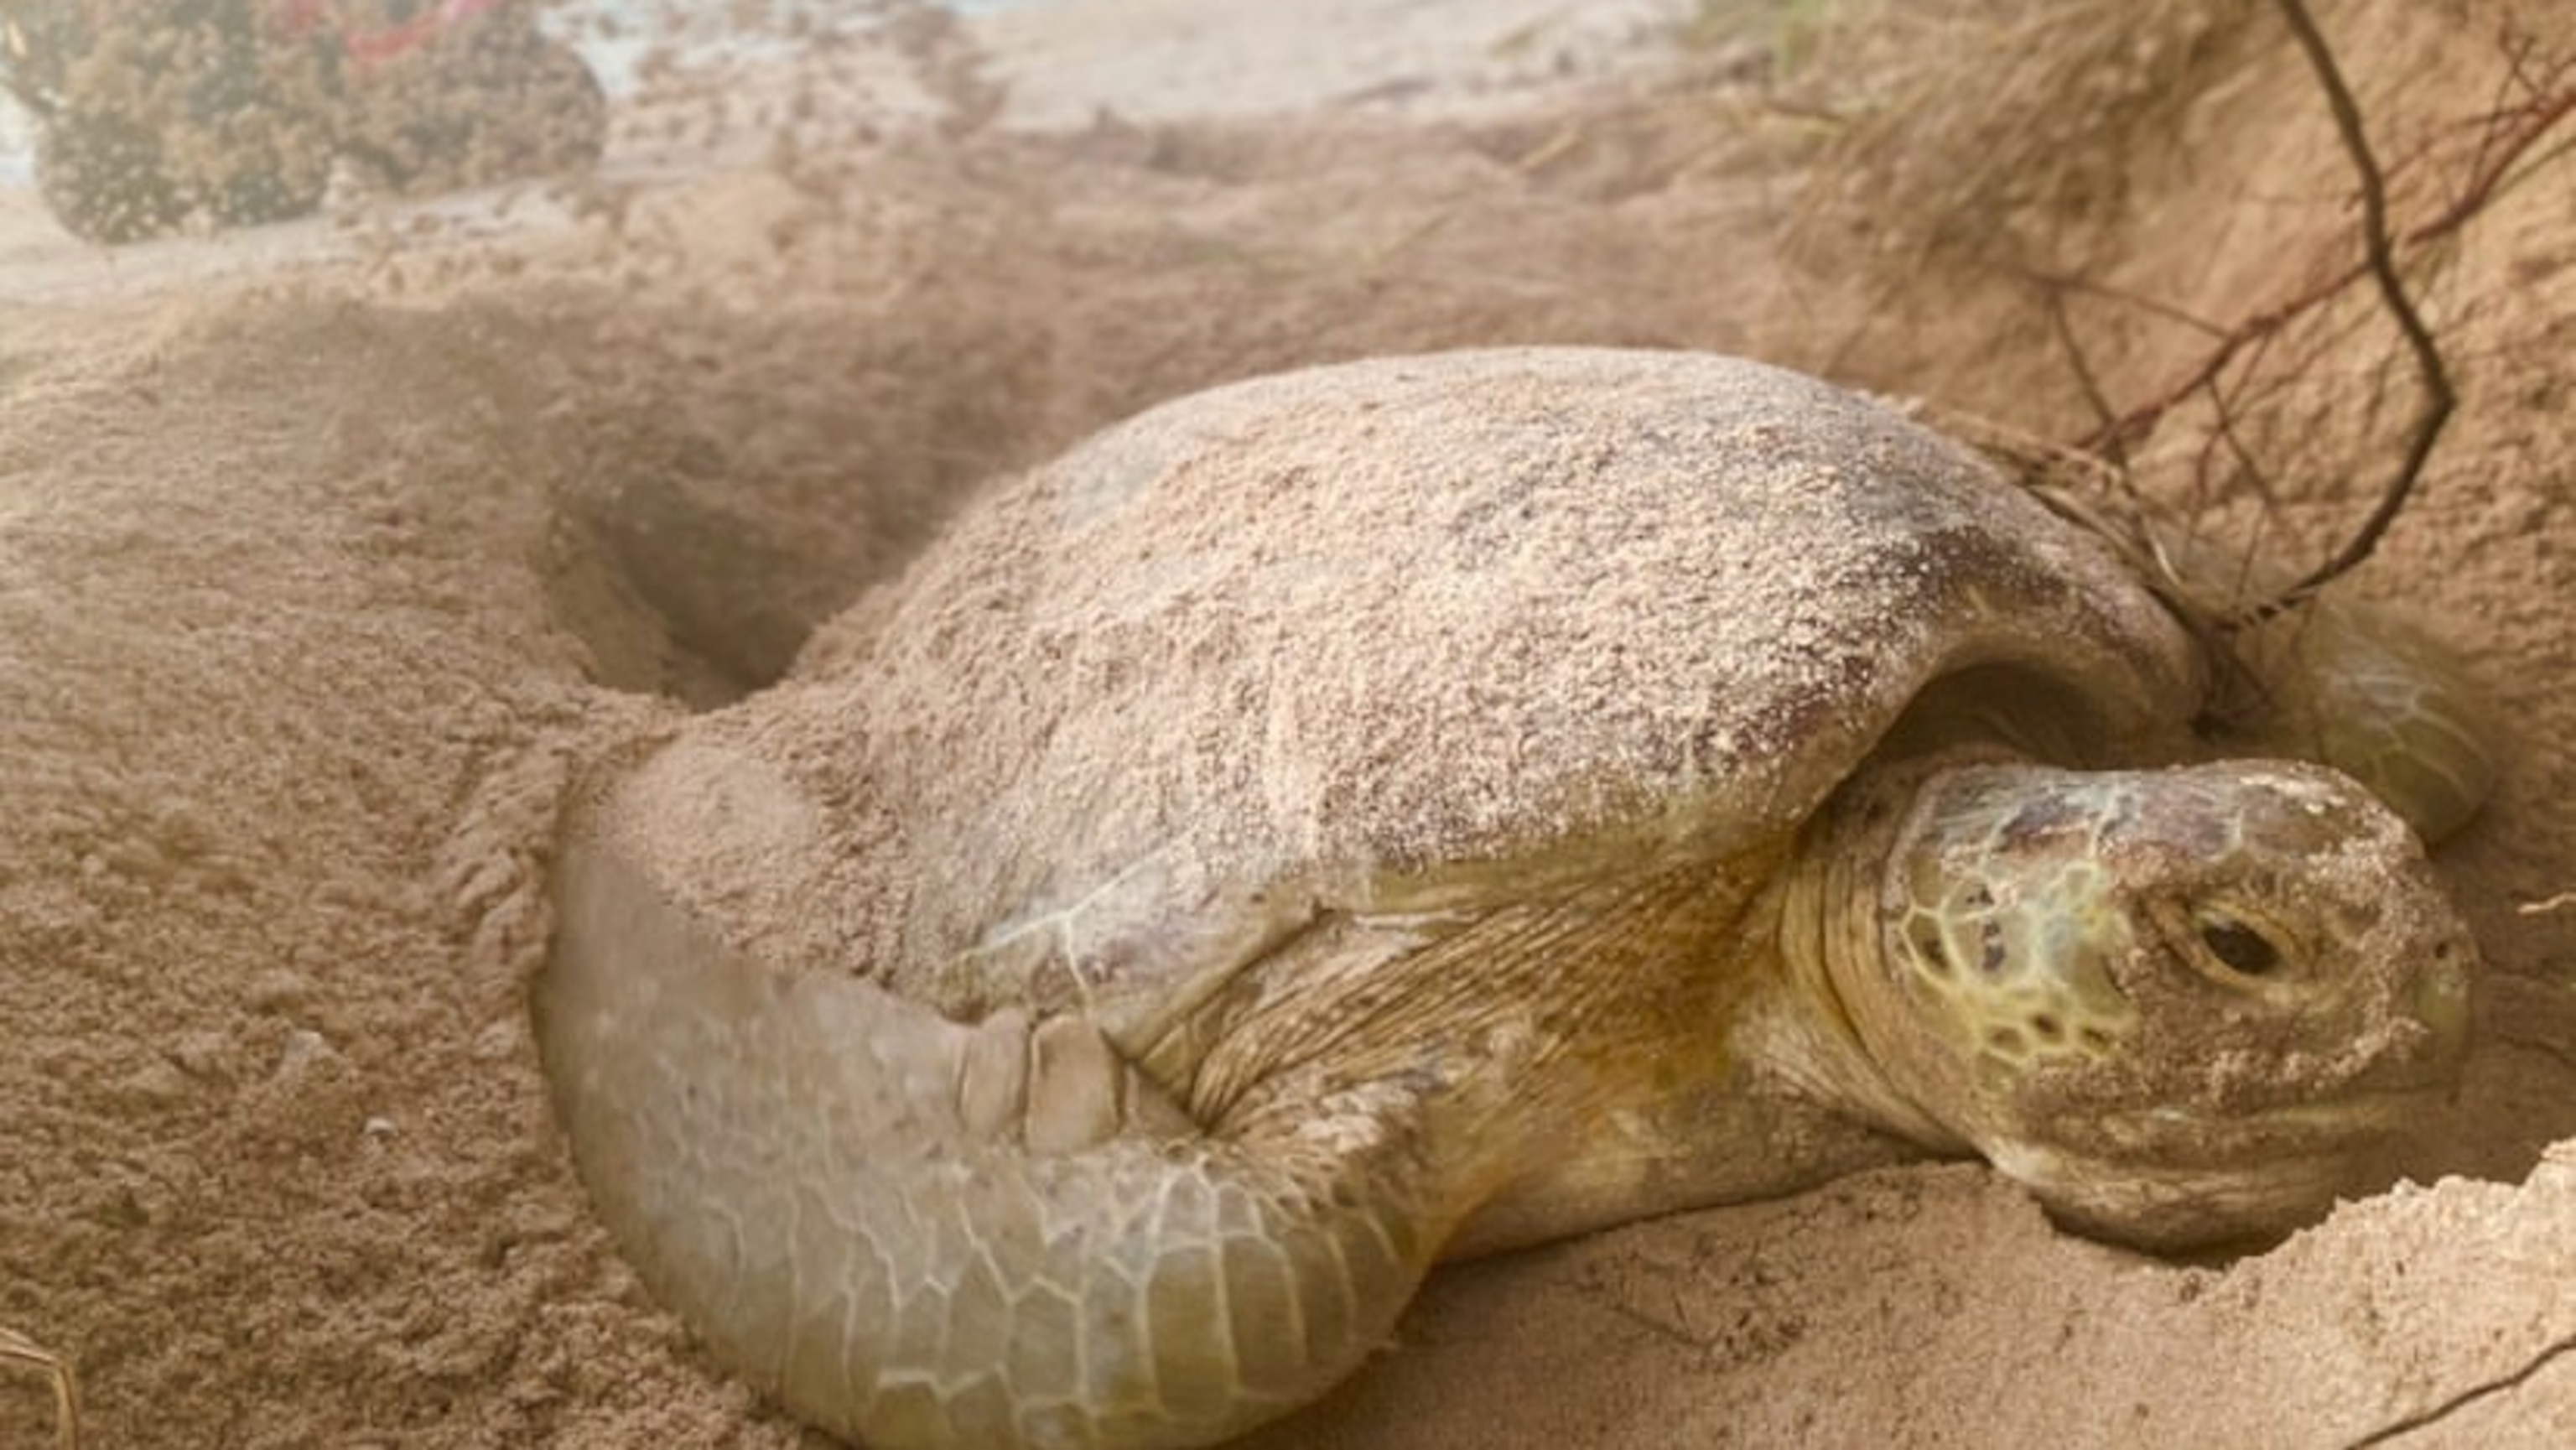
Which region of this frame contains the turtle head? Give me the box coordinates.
[1823,756,2474,1250]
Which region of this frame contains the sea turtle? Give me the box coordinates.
[534,348,2489,1450]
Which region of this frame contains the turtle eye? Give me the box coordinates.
[2195,910,2283,978]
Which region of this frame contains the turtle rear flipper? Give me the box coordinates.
[2220,594,2496,844]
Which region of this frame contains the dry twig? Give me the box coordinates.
[2070,66,2568,470]
[2251,0,2454,615]
[2007,1,2573,629]
[0,1327,80,1450]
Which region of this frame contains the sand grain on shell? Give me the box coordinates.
[808,350,2205,980]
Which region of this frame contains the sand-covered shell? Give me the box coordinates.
[840,347,2204,1032]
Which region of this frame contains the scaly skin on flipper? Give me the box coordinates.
[542,821,1443,1450]
[2222,594,2496,844]
[535,348,2490,1450]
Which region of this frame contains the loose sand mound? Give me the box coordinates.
[3,2,2570,1446]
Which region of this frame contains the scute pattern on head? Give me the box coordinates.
[1843,754,2473,1247]
[841,349,2205,1030]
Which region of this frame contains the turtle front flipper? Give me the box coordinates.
[536,831,1441,1450]
[2223,593,2496,844]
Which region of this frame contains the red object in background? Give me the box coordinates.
[0,0,608,242]
[269,0,512,70]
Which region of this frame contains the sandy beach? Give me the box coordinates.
[3,2,2571,1447]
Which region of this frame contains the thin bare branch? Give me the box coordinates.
[0,1327,80,1450]
[2252,0,2455,614]
[2043,289,2122,456]
[2342,1331,2576,1448]
[2073,73,2568,474]
[2007,262,2237,340]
